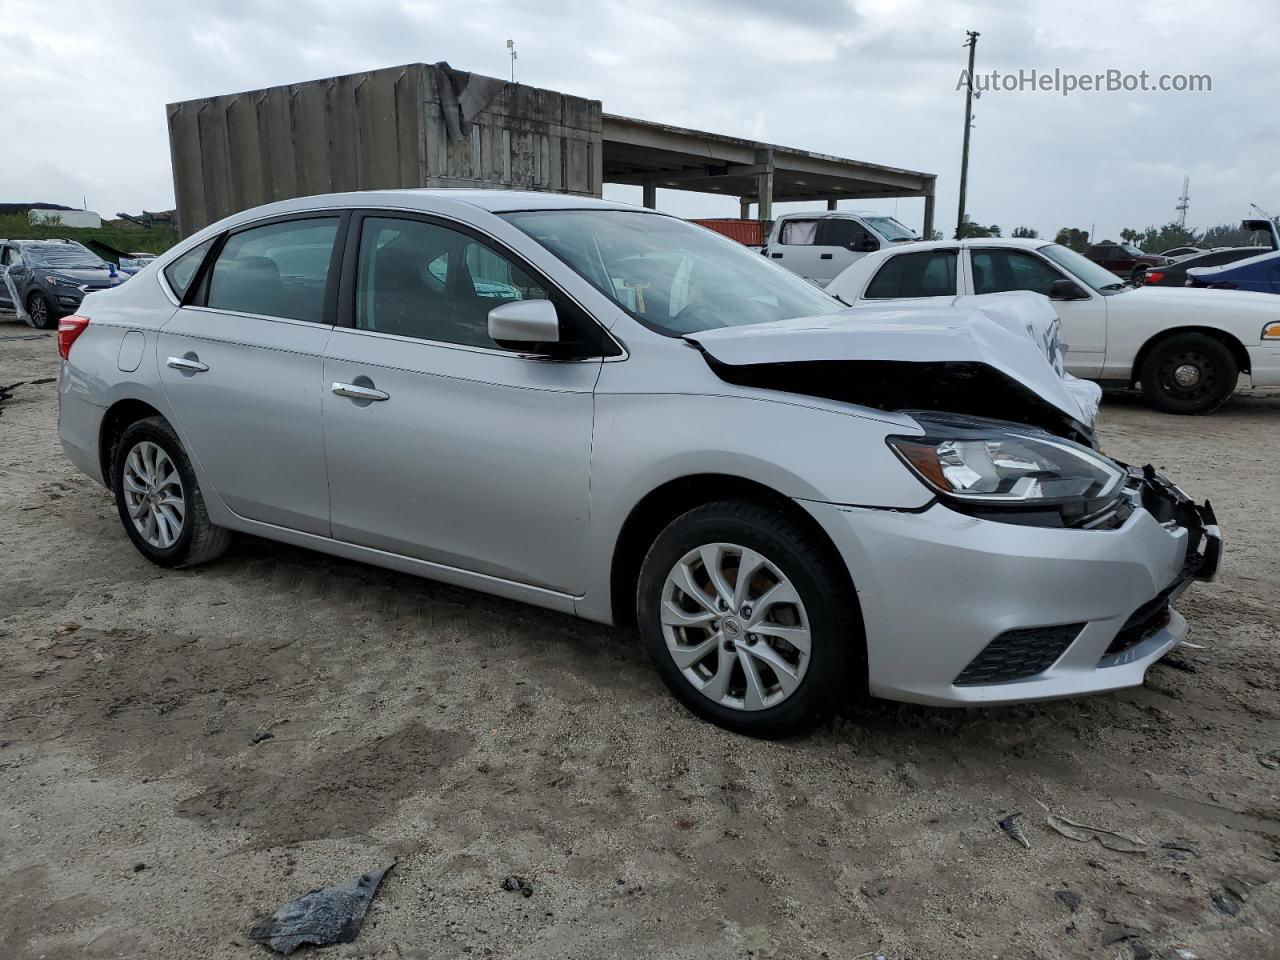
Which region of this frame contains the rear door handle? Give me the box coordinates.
[331,381,390,402]
[819,253,834,260]
[166,355,209,373]
[770,253,783,259]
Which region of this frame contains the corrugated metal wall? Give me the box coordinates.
[167,64,602,237]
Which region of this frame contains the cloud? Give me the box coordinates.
[0,0,1274,240]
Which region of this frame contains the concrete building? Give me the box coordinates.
[28,209,102,229]
[167,62,935,238]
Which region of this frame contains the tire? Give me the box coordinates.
[636,500,860,738]
[26,291,54,330]
[1130,266,1148,286]
[1138,332,1238,415]
[111,416,231,567]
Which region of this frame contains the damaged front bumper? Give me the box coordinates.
[800,466,1222,707]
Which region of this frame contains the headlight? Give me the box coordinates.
[887,413,1125,508]
[45,275,83,288]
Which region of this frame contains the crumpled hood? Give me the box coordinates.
[41,267,123,289]
[686,302,1098,432]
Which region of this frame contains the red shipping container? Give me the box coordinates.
[689,218,765,246]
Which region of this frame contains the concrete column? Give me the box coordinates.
[922,191,936,240]
[739,197,751,219]
[642,182,657,209]
[826,198,838,211]
[755,168,774,222]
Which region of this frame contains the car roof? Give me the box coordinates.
[273,189,645,215]
[864,237,1049,251]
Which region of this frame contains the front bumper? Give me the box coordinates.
[802,468,1221,706]
[1247,343,1280,388]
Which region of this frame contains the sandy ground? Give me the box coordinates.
[2,316,1279,960]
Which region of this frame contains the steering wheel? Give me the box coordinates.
[666,300,725,333]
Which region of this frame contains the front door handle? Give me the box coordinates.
[166,355,209,373]
[770,253,784,259]
[331,381,390,402]
[819,253,834,260]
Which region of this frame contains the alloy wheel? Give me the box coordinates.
[660,542,811,711]
[28,295,48,327]
[122,441,186,549]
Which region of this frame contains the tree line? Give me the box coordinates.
[948,216,1265,253]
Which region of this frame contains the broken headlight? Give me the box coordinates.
[887,413,1125,512]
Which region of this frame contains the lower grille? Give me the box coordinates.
[1104,581,1183,657]
[954,623,1085,686]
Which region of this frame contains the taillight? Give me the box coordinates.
[1144,271,1164,285]
[57,314,90,360]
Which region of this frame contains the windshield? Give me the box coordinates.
[862,216,918,242]
[23,243,105,269]
[1120,243,1145,256]
[501,210,844,335]
[1040,243,1129,292]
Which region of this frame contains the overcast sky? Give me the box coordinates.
[2,0,1276,241]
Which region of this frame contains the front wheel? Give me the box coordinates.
[112,416,231,567]
[636,500,859,738]
[26,291,54,329]
[1138,332,1238,415]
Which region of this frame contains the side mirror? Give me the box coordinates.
[1048,279,1088,301]
[855,238,879,252]
[488,299,560,350]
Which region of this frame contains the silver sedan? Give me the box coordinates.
[56,191,1221,737]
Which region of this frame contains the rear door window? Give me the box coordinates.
[779,219,821,245]
[864,250,958,298]
[205,218,339,322]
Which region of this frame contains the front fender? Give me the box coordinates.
[577,390,930,622]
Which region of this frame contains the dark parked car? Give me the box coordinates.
[1143,246,1271,287]
[0,239,128,329]
[1186,249,1280,294]
[1083,242,1169,284]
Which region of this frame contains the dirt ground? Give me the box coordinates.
[2,316,1279,960]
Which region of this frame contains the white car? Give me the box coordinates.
[825,238,1280,413]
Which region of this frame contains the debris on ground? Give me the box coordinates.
[501,875,534,897]
[249,864,393,955]
[1211,891,1241,916]
[1130,940,1153,959]
[1160,838,1199,858]
[998,812,1030,849]
[1054,890,1082,913]
[0,381,22,402]
[1175,950,1201,959]
[1047,814,1147,853]
[1259,750,1280,770]
[1102,924,1144,948]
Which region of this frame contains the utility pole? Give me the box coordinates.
[955,30,980,240]
[506,39,517,83]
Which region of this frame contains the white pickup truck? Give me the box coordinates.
[762,211,920,287]
[824,237,1280,414]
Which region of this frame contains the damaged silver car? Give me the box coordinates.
[57,192,1221,737]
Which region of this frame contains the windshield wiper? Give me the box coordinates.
[1099,282,1128,291]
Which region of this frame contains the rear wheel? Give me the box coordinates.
[636,500,859,738]
[26,291,54,330]
[1129,266,1148,286]
[112,416,231,567]
[1139,332,1238,415]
